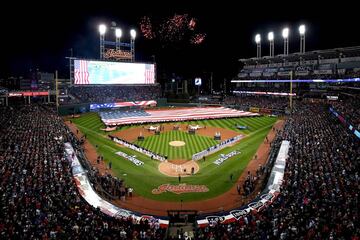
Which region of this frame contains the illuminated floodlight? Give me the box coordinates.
[282,28,289,39]
[99,24,106,35]
[130,29,136,39]
[115,28,122,38]
[268,32,274,41]
[255,34,261,44]
[299,24,306,35]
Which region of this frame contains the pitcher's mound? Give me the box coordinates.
[169,141,185,147]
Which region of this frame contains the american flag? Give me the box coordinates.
[144,64,155,84]
[90,100,157,110]
[74,60,90,84]
[101,107,259,126]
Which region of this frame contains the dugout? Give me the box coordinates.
[167,210,198,239]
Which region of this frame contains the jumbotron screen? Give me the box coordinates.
[74,60,155,85]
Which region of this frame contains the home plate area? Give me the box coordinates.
[158,160,199,177]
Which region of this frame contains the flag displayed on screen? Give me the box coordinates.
[145,64,155,84]
[73,60,156,85]
[74,60,90,84]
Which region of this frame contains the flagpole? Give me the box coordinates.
[56,70,59,114]
[289,70,293,110]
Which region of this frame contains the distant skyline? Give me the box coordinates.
[1,1,360,82]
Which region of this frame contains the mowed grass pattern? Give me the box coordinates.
[134,131,218,160]
[72,112,277,202]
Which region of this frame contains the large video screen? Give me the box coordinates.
[74,60,155,85]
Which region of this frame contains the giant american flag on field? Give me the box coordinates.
[100,107,259,126]
[74,60,90,84]
[90,100,157,110]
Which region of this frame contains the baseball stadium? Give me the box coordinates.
[0,7,359,240]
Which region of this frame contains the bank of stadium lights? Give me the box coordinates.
[130,29,137,39]
[254,24,307,58]
[115,28,122,38]
[255,34,261,44]
[299,24,306,53]
[268,32,274,57]
[282,27,289,55]
[115,28,122,50]
[98,24,136,62]
[99,24,107,59]
[255,34,261,58]
[299,24,306,35]
[282,28,289,39]
[99,24,107,35]
[130,29,136,62]
[268,32,274,41]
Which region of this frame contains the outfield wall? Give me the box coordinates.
[58,103,90,116]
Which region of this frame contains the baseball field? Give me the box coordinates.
[71,112,277,202]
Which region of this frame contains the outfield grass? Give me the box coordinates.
[72,113,277,202]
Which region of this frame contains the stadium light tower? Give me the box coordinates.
[268,32,274,57]
[299,24,306,53]
[255,34,261,58]
[99,24,107,59]
[282,27,289,55]
[115,28,122,51]
[130,29,136,62]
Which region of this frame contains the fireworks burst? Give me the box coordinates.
[188,18,196,30]
[191,33,206,45]
[139,14,206,46]
[140,16,155,39]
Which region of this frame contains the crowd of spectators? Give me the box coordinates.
[233,86,293,93]
[344,69,360,79]
[1,99,358,239]
[241,163,266,197]
[332,98,360,129]
[195,103,359,239]
[68,85,162,104]
[0,86,8,95]
[224,95,289,110]
[0,104,165,239]
[237,70,360,80]
[88,167,126,200]
[240,132,282,198]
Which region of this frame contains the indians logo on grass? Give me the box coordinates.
[152,184,209,194]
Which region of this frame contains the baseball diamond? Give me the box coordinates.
[71,112,277,203]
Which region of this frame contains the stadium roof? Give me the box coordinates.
[240,46,360,65]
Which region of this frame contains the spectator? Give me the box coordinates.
[195,103,359,240]
[0,104,165,239]
[66,85,162,104]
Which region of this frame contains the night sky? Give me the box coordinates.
[1,1,360,84]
